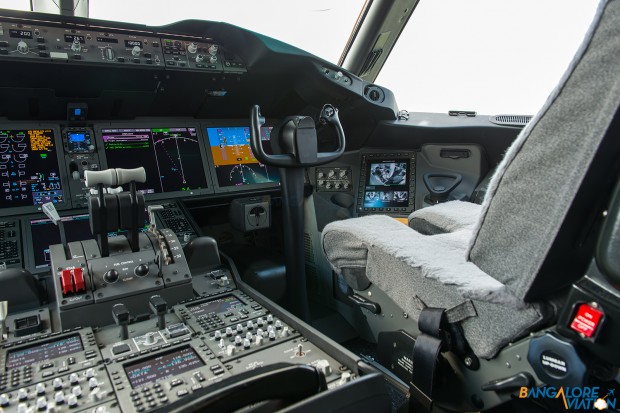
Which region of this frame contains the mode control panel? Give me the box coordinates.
[0,218,21,270]
[315,167,352,192]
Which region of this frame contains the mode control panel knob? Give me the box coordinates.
[17,389,28,401]
[144,332,157,345]
[187,42,198,54]
[17,41,29,54]
[0,393,9,407]
[104,269,119,283]
[208,44,218,56]
[134,264,149,277]
[209,55,217,64]
[131,45,141,57]
[71,38,81,53]
[104,47,115,61]
[36,383,46,395]
[195,54,204,63]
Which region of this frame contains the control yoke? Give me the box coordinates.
[249,104,346,321]
[250,104,345,168]
[84,167,147,257]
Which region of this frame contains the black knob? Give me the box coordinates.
[134,264,149,277]
[104,269,119,283]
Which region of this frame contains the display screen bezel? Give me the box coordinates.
[4,334,84,370]
[202,120,282,194]
[94,123,214,201]
[362,157,412,209]
[185,294,246,317]
[0,124,70,218]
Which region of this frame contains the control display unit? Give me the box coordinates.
[186,294,245,317]
[5,334,83,369]
[206,126,280,191]
[358,152,416,215]
[123,346,205,388]
[0,128,65,210]
[100,127,210,197]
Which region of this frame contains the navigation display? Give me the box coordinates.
[124,346,204,388]
[363,159,410,208]
[0,129,64,209]
[206,126,280,188]
[6,334,83,369]
[101,127,208,195]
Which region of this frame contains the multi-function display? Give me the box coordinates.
[363,159,410,208]
[124,346,204,388]
[5,334,84,369]
[206,126,280,188]
[0,129,64,209]
[101,127,208,194]
[186,295,245,317]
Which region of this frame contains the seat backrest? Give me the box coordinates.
[468,0,620,301]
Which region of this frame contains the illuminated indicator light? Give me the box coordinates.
[40,154,48,158]
[570,303,603,338]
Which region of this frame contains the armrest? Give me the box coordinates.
[408,201,481,235]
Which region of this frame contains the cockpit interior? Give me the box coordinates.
[0,0,619,412]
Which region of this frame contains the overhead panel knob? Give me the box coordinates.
[17,40,29,54]
[71,38,81,52]
[187,42,198,54]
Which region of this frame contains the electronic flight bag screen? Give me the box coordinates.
[363,159,410,208]
[101,127,208,194]
[0,129,64,209]
[206,126,280,188]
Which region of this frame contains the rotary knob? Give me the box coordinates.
[72,386,82,398]
[54,392,65,404]
[317,171,325,179]
[134,264,149,277]
[67,394,78,408]
[187,42,198,54]
[0,393,10,407]
[103,269,119,283]
[144,332,157,345]
[36,396,47,411]
[327,170,335,178]
[17,40,29,54]
[69,373,79,384]
[195,54,204,63]
[338,170,347,178]
[36,383,46,395]
[208,44,218,56]
[131,45,141,57]
[71,38,81,52]
[103,46,115,61]
[209,55,217,64]
[17,389,28,401]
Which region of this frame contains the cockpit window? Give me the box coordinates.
[0,0,29,12]
[88,0,364,63]
[375,0,599,115]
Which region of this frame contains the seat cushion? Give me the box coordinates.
[408,201,481,235]
[322,215,547,358]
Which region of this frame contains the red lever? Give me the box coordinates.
[60,269,74,295]
[71,268,86,293]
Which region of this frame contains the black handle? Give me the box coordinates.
[423,172,463,204]
[165,363,327,413]
[250,104,345,168]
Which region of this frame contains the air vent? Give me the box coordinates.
[304,232,314,264]
[364,85,385,103]
[360,49,383,77]
[490,115,533,126]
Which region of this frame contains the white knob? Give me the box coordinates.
[214,330,222,339]
[339,170,347,178]
[36,383,46,395]
[225,327,233,337]
[0,393,9,406]
[236,324,243,333]
[267,315,274,324]
[246,332,253,340]
[187,42,197,54]
[53,378,63,390]
[275,320,282,330]
[268,330,276,340]
[327,170,335,178]
[89,387,105,402]
[88,378,98,389]
[246,321,254,330]
[339,372,352,385]
[267,325,274,334]
[209,55,217,64]
[71,38,81,52]
[36,397,47,410]
[85,368,95,379]
[18,389,28,400]
[54,392,65,404]
[335,71,344,80]
[280,326,289,338]
[69,373,79,384]
[234,335,242,346]
[256,318,264,327]
[218,338,225,349]
[315,359,332,376]
[72,386,82,398]
[94,405,108,413]
[208,44,218,56]
[183,233,190,242]
[67,394,78,407]
[255,335,264,346]
[195,54,204,63]
[256,328,264,337]
[144,332,157,345]
[17,403,28,413]
[243,338,251,349]
[131,45,141,57]
[17,41,28,54]
[225,345,235,356]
